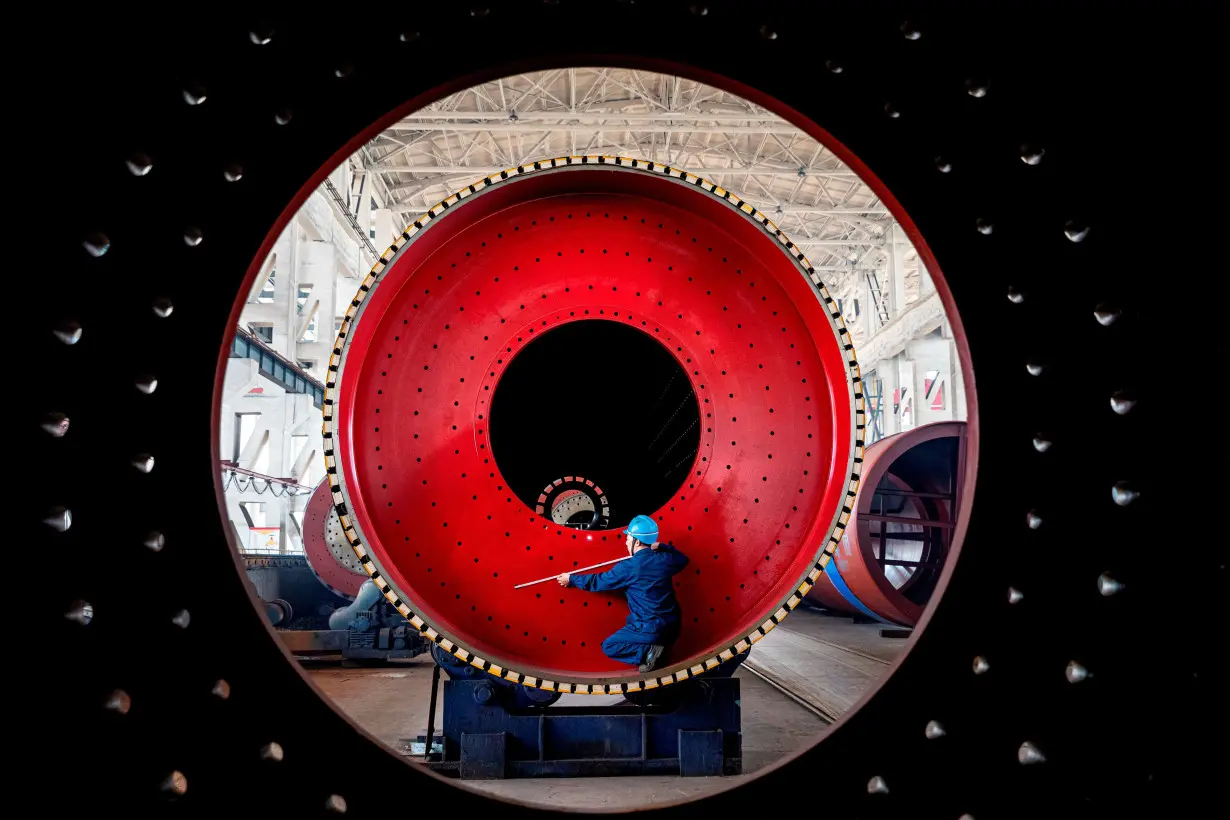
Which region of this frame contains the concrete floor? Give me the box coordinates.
[300,608,898,811]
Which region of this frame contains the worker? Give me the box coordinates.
[556,515,689,673]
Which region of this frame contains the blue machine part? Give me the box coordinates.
[430,644,560,708]
[435,677,742,778]
[823,559,895,626]
[622,514,659,545]
[328,579,384,630]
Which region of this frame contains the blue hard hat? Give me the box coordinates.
[623,515,659,545]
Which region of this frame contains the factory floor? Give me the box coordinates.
[301,607,903,810]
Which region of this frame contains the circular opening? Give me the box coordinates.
[216,64,975,812]
[490,319,700,529]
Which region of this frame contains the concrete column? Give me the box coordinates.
[877,355,900,439]
[907,336,954,426]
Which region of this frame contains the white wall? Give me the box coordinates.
[222,181,377,554]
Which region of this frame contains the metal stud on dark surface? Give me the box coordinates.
[44,506,72,532]
[1017,742,1046,765]
[1098,573,1125,597]
[1065,661,1090,683]
[126,152,153,176]
[1110,390,1136,415]
[37,7,1221,817]
[1111,481,1139,506]
[83,231,110,257]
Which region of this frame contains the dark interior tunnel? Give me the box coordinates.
[489,319,700,529]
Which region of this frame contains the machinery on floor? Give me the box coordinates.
[245,478,430,662]
[415,644,748,779]
[805,420,967,627]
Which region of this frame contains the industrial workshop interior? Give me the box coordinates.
[224,68,970,810]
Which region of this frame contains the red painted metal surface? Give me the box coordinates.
[807,421,966,626]
[302,479,366,600]
[333,166,857,683]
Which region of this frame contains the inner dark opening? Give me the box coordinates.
[869,436,961,606]
[490,320,701,530]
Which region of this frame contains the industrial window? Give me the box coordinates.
[256,266,276,304]
[234,412,259,462]
[298,311,319,344]
[296,283,314,315]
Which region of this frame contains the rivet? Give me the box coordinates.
[1111,481,1139,506]
[224,163,244,182]
[925,720,946,739]
[126,152,153,176]
[1026,510,1043,529]
[132,454,155,474]
[1020,144,1045,165]
[105,689,131,714]
[182,84,207,105]
[183,227,203,247]
[45,506,72,532]
[136,375,159,394]
[212,679,231,699]
[1064,220,1090,243]
[1031,435,1052,453]
[1110,391,1136,415]
[975,218,994,235]
[1017,742,1046,765]
[1065,661,1090,683]
[972,655,990,675]
[41,412,70,438]
[249,27,274,45]
[965,78,989,97]
[260,742,284,762]
[275,108,293,125]
[66,599,93,624]
[171,609,191,629]
[83,231,110,257]
[1097,572,1124,596]
[54,320,83,345]
[1008,587,1024,604]
[867,775,889,794]
[161,771,188,795]
[1093,303,1120,326]
[1006,286,1024,304]
[759,25,778,40]
[152,297,174,318]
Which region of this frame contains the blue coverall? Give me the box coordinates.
[567,542,690,665]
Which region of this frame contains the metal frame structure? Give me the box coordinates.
[351,69,923,340]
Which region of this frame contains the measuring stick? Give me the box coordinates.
[513,556,630,589]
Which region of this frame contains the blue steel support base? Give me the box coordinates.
[426,677,743,779]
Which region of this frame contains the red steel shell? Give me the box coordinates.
[302,479,367,600]
[806,421,966,626]
[326,160,863,690]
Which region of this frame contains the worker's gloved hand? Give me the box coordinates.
[556,573,571,587]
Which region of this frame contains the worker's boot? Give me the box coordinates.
[638,644,666,673]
